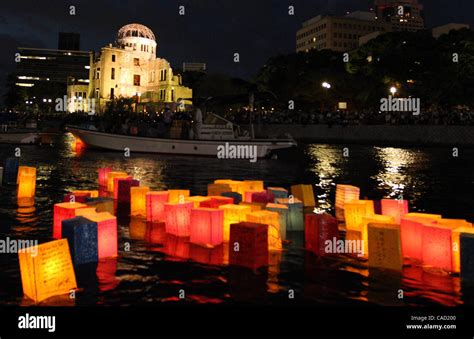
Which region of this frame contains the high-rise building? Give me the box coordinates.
[375,0,425,32]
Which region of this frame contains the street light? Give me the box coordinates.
[322,82,332,89]
[390,86,397,95]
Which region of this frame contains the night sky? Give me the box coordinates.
[0,0,473,103]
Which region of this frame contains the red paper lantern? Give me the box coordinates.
[305,213,338,256]
[98,167,112,187]
[400,215,439,261]
[190,208,224,247]
[116,178,140,203]
[145,222,166,244]
[146,191,169,223]
[200,196,234,208]
[381,199,409,224]
[247,190,275,204]
[63,192,91,203]
[164,202,193,236]
[114,176,132,199]
[229,222,268,270]
[422,223,453,271]
[53,202,88,239]
[107,171,128,192]
[83,212,118,259]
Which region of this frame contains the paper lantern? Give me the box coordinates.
[130,186,150,216]
[146,191,169,222]
[73,190,99,198]
[344,200,374,231]
[245,210,282,250]
[243,180,264,192]
[244,190,264,203]
[86,197,114,215]
[61,216,98,266]
[3,157,19,184]
[145,221,166,244]
[247,190,275,204]
[200,196,234,208]
[265,203,289,241]
[335,184,360,222]
[400,214,439,261]
[18,239,77,303]
[208,183,231,196]
[190,243,224,265]
[360,214,396,257]
[219,204,252,241]
[116,177,139,203]
[460,233,474,281]
[381,199,409,224]
[239,201,265,211]
[98,167,112,187]
[305,213,338,256]
[438,219,472,228]
[404,213,442,220]
[214,179,245,195]
[17,172,36,199]
[107,171,128,192]
[190,208,224,247]
[229,222,268,270]
[17,166,36,184]
[168,189,190,203]
[82,212,118,259]
[275,198,304,231]
[267,187,288,201]
[452,227,474,273]
[75,207,99,216]
[64,192,90,203]
[129,216,147,240]
[163,233,190,259]
[422,223,453,271]
[291,184,316,207]
[53,202,88,239]
[221,191,242,204]
[164,202,193,236]
[185,196,211,208]
[367,223,403,271]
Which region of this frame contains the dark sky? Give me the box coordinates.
[0,0,473,101]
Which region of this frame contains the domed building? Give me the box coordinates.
[72,23,192,113]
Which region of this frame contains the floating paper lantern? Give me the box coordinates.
[452,227,474,273]
[245,210,282,250]
[335,184,360,222]
[404,213,442,220]
[219,204,252,241]
[248,190,275,204]
[61,216,98,266]
[75,207,98,217]
[438,219,472,228]
[130,186,150,216]
[244,190,264,203]
[86,197,114,215]
[214,179,245,195]
[208,183,232,196]
[17,166,36,184]
[185,196,211,208]
[267,187,288,201]
[305,213,338,256]
[291,184,316,207]
[190,243,224,265]
[163,233,190,259]
[3,157,19,185]
[229,222,268,270]
[18,239,77,303]
[168,189,190,203]
[63,192,90,203]
[367,223,403,271]
[460,233,474,281]
[275,198,304,231]
[360,214,396,257]
[17,172,36,199]
[164,202,193,236]
[116,177,139,203]
[400,214,439,261]
[107,171,128,192]
[53,202,88,238]
[243,180,264,193]
[422,223,454,271]
[73,190,99,198]
[200,196,234,208]
[146,191,169,223]
[344,200,374,231]
[145,221,166,244]
[221,191,242,204]
[265,203,289,241]
[239,201,265,211]
[190,208,224,247]
[381,199,409,224]
[98,167,112,187]
[82,212,118,258]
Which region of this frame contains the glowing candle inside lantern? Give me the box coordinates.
[17,166,36,184]
[98,167,112,187]
[168,189,190,203]
[107,171,128,192]
[164,202,193,236]
[381,199,409,224]
[291,184,316,207]
[335,184,360,222]
[131,186,150,216]
[190,207,224,247]
[344,200,374,231]
[53,202,88,239]
[146,191,169,223]
[17,172,36,198]
[219,204,252,241]
[245,210,282,251]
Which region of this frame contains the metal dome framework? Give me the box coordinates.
[117,23,156,41]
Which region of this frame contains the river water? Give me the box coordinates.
[0,134,473,306]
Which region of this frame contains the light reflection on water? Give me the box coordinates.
[0,135,473,306]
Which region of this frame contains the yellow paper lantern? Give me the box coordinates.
[75,207,98,216]
[131,186,150,216]
[214,179,245,195]
[360,214,396,258]
[17,172,36,198]
[344,200,375,231]
[18,239,77,303]
[73,190,99,198]
[243,180,264,193]
[107,171,128,192]
[218,204,252,241]
[291,184,316,207]
[245,210,282,251]
[239,201,265,211]
[403,213,442,220]
[185,196,211,208]
[452,227,474,273]
[17,166,36,184]
[368,223,403,271]
[168,189,190,203]
[438,219,472,228]
[335,184,360,222]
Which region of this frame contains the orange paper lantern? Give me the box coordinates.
[146,191,169,223]
[17,172,36,199]
[168,189,190,203]
[53,202,88,239]
[129,216,147,240]
[164,202,193,236]
[190,208,224,247]
[17,166,36,184]
[73,190,99,198]
[335,184,360,222]
[245,210,282,250]
[243,180,264,193]
[107,171,128,192]
[381,199,409,224]
[219,204,252,241]
[18,239,77,303]
[185,196,211,208]
[214,179,246,195]
[291,184,316,207]
[239,201,265,211]
[207,183,231,196]
[130,186,150,216]
[189,244,225,265]
[344,200,374,231]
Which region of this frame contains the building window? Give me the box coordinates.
[134,58,140,66]
[112,54,116,62]
[171,89,174,101]
[160,69,167,81]
[133,43,137,51]
[96,68,100,79]
[111,68,115,80]
[110,88,114,99]
[133,74,140,86]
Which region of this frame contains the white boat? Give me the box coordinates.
[67,116,296,158]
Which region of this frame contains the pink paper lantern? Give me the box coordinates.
[200,196,234,208]
[146,191,169,223]
[190,208,224,247]
[381,199,409,223]
[53,202,87,239]
[422,224,454,272]
[82,212,118,259]
[400,215,438,261]
[164,202,193,237]
[98,167,112,187]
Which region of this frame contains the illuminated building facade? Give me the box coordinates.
[375,0,425,32]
